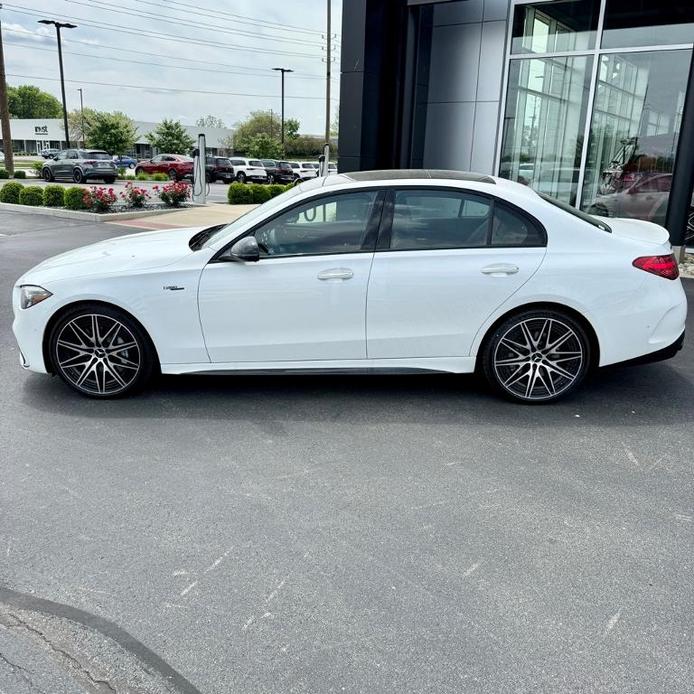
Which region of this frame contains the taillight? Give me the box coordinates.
[632,254,679,280]
[83,159,95,165]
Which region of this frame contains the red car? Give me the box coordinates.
[134,154,193,181]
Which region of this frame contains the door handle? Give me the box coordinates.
[317,268,353,280]
[481,264,519,276]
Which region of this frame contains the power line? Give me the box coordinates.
[4,39,341,82]
[130,0,325,36]
[63,0,318,48]
[5,72,340,100]
[2,26,336,78]
[3,4,322,58]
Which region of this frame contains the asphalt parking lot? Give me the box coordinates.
[1,208,693,693]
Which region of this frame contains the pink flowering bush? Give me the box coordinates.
[120,182,150,208]
[154,181,190,207]
[83,186,118,213]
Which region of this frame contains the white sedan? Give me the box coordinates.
[12,170,687,403]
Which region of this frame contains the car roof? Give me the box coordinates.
[341,169,496,184]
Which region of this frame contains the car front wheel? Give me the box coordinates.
[236,172,246,183]
[49,304,156,398]
[72,168,84,183]
[43,168,54,182]
[481,309,590,404]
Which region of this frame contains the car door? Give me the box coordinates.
[366,187,547,359]
[56,150,76,178]
[197,189,385,363]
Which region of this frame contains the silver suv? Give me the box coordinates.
[42,149,117,184]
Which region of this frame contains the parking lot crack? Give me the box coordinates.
[0,649,49,694]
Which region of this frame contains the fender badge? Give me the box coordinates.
[163,285,185,291]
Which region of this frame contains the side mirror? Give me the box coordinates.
[228,236,260,262]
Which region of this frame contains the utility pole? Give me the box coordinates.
[272,67,293,145]
[324,0,331,144]
[77,87,84,146]
[38,19,76,148]
[0,4,15,175]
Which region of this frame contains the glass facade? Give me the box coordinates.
[500,0,694,236]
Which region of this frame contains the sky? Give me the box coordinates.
[1,0,342,134]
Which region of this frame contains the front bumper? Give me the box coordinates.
[11,287,53,374]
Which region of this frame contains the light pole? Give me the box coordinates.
[272,67,293,145]
[77,87,84,146]
[38,19,76,148]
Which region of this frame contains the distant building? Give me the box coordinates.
[0,118,234,157]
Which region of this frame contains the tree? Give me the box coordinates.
[67,107,98,145]
[233,110,300,152]
[284,135,324,158]
[196,114,225,128]
[246,133,284,159]
[8,85,63,118]
[146,119,194,154]
[87,111,138,154]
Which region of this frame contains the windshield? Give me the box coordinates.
[539,193,611,233]
[82,151,111,160]
[202,185,307,248]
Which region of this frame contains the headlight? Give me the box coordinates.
[20,285,52,309]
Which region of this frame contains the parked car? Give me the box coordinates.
[134,154,193,181]
[328,162,337,172]
[301,162,319,172]
[113,155,137,169]
[288,161,318,181]
[40,148,60,159]
[205,156,235,183]
[260,159,281,183]
[228,157,268,183]
[41,149,117,183]
[273,161,299,184]
[12,170,686,402]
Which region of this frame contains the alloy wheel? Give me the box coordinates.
[54,313,141,396]
[493,317,584,401]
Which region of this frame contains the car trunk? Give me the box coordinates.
[599,217,671,246]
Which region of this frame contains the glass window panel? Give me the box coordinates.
[602,0,694,49]
[511,0,599,54]
[499,55,593,206]
[581,50,692,229]
[390,190,491,250]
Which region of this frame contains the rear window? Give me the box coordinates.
[83,150,111,160]
[539,193,611,232]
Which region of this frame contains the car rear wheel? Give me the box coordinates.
[168,169,179,181]
[481,309,590,404]
[236,172,246,183]
[43,168,54,182]
[72,168,84,183]
[49,304,156,398]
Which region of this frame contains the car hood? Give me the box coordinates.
[18,226,206,285]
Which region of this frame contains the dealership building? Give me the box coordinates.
[0,119,233,158]
[339,0,694,246]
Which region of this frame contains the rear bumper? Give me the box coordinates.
[84,168,117,180]
[617,331,685,367]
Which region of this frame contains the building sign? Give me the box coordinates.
[34,125,48,134]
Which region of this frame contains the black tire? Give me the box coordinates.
[481,309,591,404]
[168,169,179,181]
[72,168,84,183]
[267,174,275,184]
[43,168,54,182]
[49,303,156,398]
[134,167,142,177]
[236,172,246,183]
[103,176,115,184]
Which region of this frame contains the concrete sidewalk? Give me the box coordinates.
[107,203,258,230]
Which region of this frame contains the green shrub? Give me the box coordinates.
[44,185,65,207]
[0,169,9,179]
[13,170,26,179]
[18,186,44,206]
[64,186,88,210]
[117,167,126,178]
[136,172,149,181]
[32,161,44,174]
[0,181,23,203]
[152,172,169,181]
[249,183,271,204]
[227,182,254,204]
[267,183,288,199]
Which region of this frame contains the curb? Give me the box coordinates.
[0,201,204,222]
